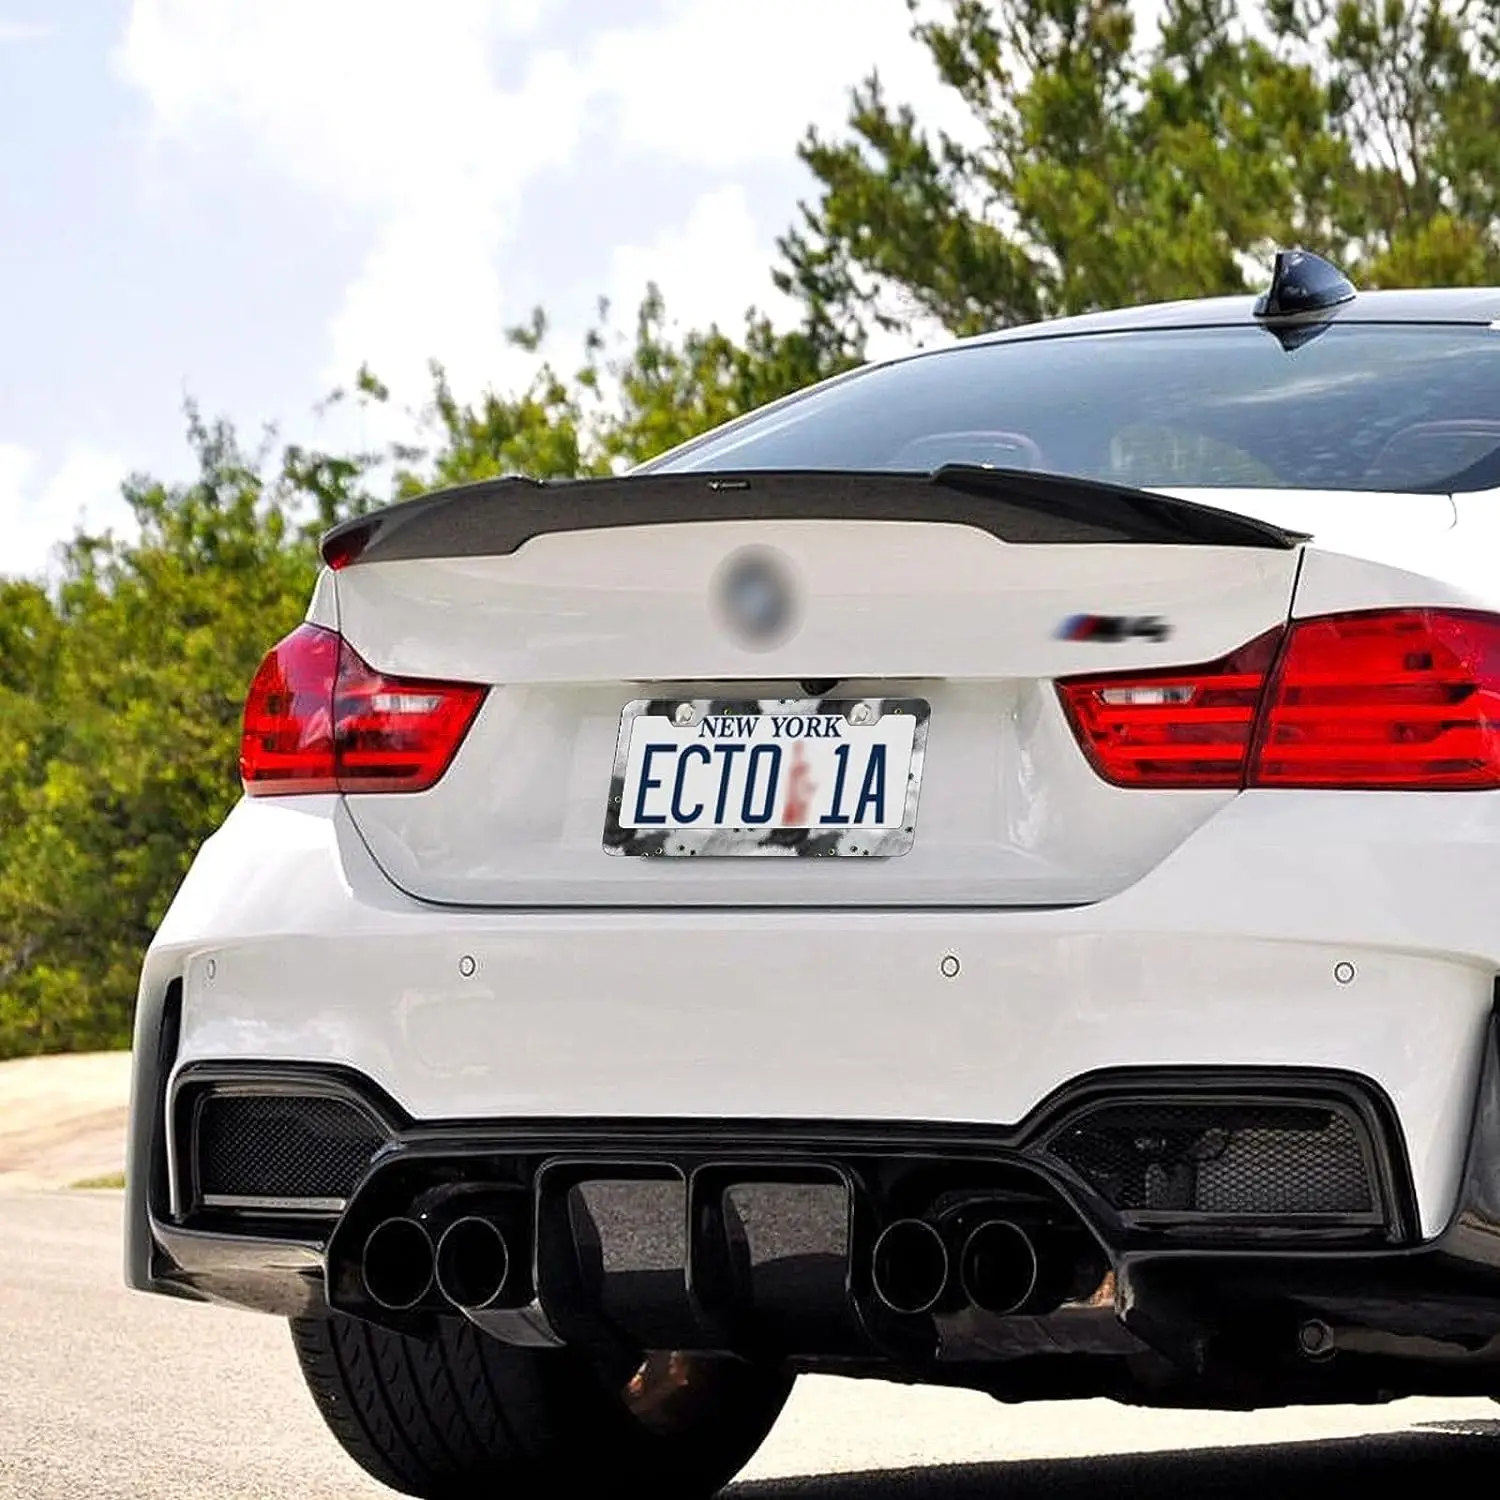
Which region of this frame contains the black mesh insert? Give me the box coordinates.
[195,1093,386,1205]
[1047,1101,1375,1218]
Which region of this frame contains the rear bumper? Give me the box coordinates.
[136,1018,1500,1404]
[128,788,1500,1301]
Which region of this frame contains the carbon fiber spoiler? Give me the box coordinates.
[319,465,1308,569]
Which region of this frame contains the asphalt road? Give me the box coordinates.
[7,1190,1500,1499]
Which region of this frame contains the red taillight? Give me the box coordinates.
[1057,629,1282,788]
[1251,609,1500,788]
[240,623,339,794]
[1058,609,1500,791]
[240,623,486,796]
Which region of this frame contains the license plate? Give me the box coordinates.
[603,697,930,857]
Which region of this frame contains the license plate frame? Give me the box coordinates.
[603,696,931,858]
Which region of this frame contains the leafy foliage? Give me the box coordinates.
[596,287,861,464]
[0,412,327,1053]
[778,0,1500,342]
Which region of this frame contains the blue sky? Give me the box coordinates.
[1,0,967,575]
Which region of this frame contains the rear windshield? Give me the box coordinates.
[639,324,1500,493]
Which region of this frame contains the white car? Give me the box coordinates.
[126,251,1500,1496]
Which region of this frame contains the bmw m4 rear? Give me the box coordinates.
[125,254,1500,1497]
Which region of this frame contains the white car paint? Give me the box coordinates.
[1156,485,1495,611]
[325,520,1248,911]
[132,468,1500,1247]
[144,787,1498,1240]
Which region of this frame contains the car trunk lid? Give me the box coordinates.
[324,469,1325,908]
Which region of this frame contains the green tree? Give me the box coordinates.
[391,313,606,498]
[0,580,64,1001]
[777,0,1500,345]
[1268,0,1500,286]
[0,409,361,1054]
[596,286,860,464]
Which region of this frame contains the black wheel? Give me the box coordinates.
[290,1313,793,1498]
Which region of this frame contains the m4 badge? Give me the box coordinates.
[1056,614,1172,643]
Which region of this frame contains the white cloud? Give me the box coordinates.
[0,446,132,579]
[116,1,586,432]
[584,0,973,170]
[0,21,51,44]
[114,0,980,447]
[116,0,560,203]
[606,184,799,334]
[581,0,973,357]
[316,41,595,409]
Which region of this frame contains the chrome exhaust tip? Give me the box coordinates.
[433,1216,512,1312]
[959,1219,1039,1316]
[871,1218,950,1315]
[362,1216,434,1311]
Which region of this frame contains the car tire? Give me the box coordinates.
[290,1312,793,1499]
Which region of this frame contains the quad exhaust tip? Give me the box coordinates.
[871,1218,950,1315]
[433,1216,512,1312]
[361,1216,434,1311]
[959,1219,1039,1316]
[366,1201,1051,1321]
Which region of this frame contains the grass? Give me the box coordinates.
[70,1171,125,1190]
